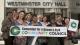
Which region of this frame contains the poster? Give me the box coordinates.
[68,19,79,32]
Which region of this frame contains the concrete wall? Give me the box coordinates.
[0,0,4,36]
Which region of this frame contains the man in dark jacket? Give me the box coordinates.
[55,15,64,45]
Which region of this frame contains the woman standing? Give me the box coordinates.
[23,13,29,25]
[63,17,70,45]
[14,11,27,45]
[40,16,50,45]
[63,17,77,45]
[55,15,64,45]
[41,16,50,26]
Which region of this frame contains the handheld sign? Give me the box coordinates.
[68,19,79,32]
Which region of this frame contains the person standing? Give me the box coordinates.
[23,13,29,25]
[13,11,27,45]
[40,16,50,45]
[63,17,71,45]
[55,15,64,45]
[28,15,42,45]
[63,17,77,45]
[1,12,15,45]
[47,18,60,45]
[23,13,30,45]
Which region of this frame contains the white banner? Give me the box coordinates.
[5,0,68,8]
[10,26,67,37]
[68,19,79,32]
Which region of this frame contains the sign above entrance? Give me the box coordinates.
[5,0,68,8]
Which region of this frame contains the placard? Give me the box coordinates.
[68,19,79,32]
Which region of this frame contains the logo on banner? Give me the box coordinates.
[10,26,20,35]
[68,19,79,32]
[71,21,77,28]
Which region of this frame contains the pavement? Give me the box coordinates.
[74,40,80,45]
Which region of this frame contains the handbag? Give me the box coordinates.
[71,37,78,44]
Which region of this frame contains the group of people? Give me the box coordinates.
[1,9,76,45]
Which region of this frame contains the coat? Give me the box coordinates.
[1,18,15,39]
